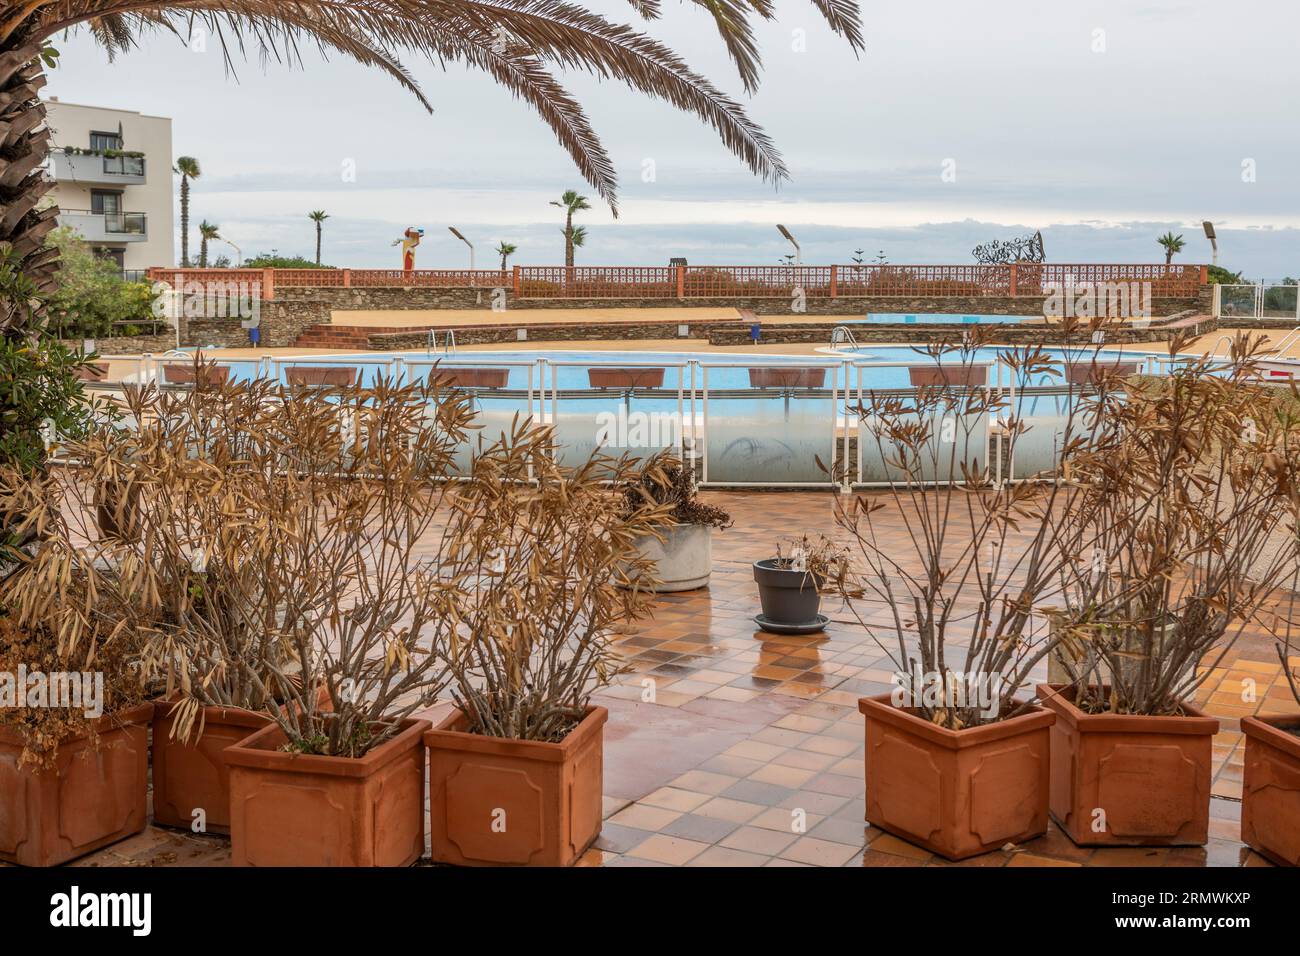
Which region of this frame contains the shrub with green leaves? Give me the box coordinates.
[0,246,104,474]
[43,227,158,338]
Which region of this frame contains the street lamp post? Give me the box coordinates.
[776,223,801,267]
[448,226,475,270]
[1202,221,1218,267]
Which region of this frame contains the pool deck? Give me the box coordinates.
[55,490,1294,869]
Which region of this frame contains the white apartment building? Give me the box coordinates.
[43,98,175,273]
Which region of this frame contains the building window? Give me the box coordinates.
[93,247,126,269]
[90,190,122,216]
[89,131,122,152]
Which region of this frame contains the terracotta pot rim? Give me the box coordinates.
[1241,712,1300,761]
[225,716,430,777]
[857,693,1053,750]
[152,698,274,729]
[0,700,154,747]
[424,704,607,762]
[1036,683,1219,735]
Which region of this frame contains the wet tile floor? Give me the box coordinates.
[69,490,1296,868]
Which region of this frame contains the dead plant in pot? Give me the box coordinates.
[0,465,156,866]
[86,375,475,839]
[1041,332,1300,847]
[1238,627,1300,865]
[426,436,671,866]
[753,533,851,634]
[618,454,730,592]
[837,332,1129,859]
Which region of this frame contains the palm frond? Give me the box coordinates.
[23,0,865,201]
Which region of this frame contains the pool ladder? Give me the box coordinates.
[830,325,859,349]
[426,329,457,355]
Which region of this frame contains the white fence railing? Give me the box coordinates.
[1213,283,1300,319]
[85,353,1182,489]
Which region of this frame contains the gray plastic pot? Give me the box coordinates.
[753,559,824,624]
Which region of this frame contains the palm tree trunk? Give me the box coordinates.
[1165,249,1173,265]
[564,210,574,268]
[315,223,322,266]
[199,237,208,269]
[0,33,60,338]
[179,177,191,267]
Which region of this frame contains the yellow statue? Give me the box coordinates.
[392,227,424,272]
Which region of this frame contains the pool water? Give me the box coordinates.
[229,346,1151,393]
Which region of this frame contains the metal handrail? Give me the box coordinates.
[1266,326,1300,357]
[830,325,860,349]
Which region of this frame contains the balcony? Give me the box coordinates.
[51,149,147,185]
[60,209,148,243]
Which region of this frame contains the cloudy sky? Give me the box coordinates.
[45,0,1299,279]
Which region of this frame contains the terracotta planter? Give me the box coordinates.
[1240,713,1300,866]
[162,364,230,387]
[0,703,153,867]
[225,717,430,867]
[1038,683,1219,846]
[1064,361,1139,386]
[908,364,990,387]
[286,366,359,387]
[426,705,606,866]
[74,362,110,382]
[151,701,273,835]
[152,687,335,835]
[858,694,1054,860]
[588,367,665,389]
[748,367,827,388]
[435,367,509,389]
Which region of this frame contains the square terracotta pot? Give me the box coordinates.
[225,717,430,867]
[152,701,273,835]
[858,694,1055,860]
[0,703,153,867]
[1240,713,1300,866]
[1038,683,1219,846]
[425,705,606,866]
[152,687,333,835]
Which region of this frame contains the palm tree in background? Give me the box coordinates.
[173,156,201,267]
[495,241,518,271]
[552,191,591,267]
[569,226,588,264]
[197,220,220,268]
[1157,231,1186,265]
[308,210,330,266]
[0,2,862,341]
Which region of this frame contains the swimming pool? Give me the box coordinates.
[144,346,1160,486]
[206,346,1154,392]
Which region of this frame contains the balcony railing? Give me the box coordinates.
[102,154,146,177]
[61,209,148,242]
[52,150,147,185]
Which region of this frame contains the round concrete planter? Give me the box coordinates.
[753,559,824,625]
[629,523,712,592]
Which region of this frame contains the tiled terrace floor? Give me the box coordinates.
[69,490,1296,868]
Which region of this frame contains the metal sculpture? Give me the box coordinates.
[972,231,1045,265]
